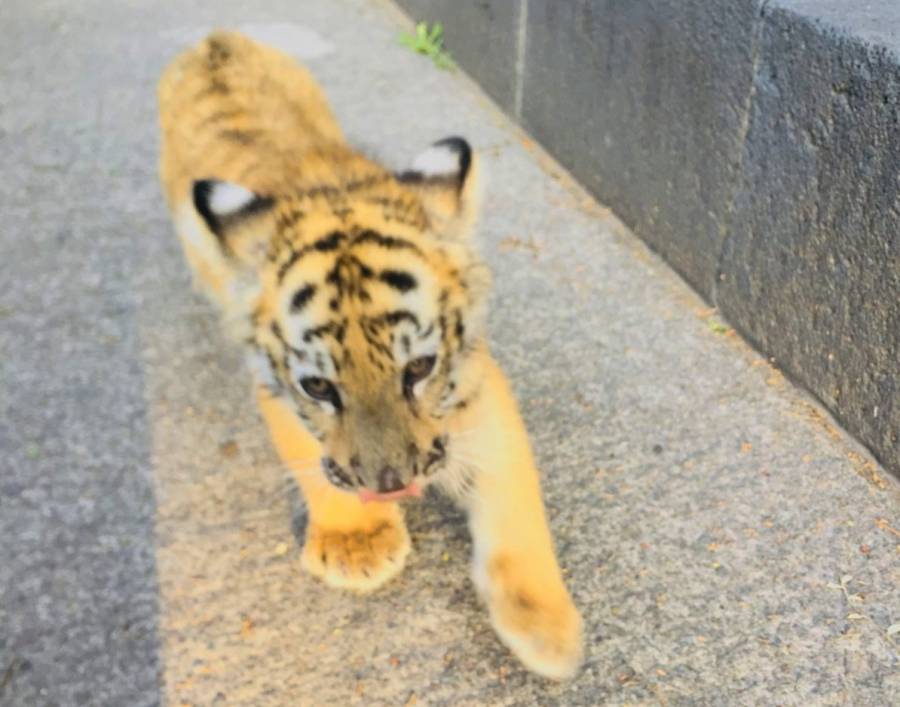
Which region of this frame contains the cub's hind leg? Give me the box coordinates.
[257,389,410,592]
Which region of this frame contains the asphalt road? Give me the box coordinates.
[1,0,898,705]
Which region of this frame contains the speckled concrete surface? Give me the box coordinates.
[1,0,898,705]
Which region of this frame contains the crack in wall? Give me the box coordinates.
[711,0,770,307]
[513,0,528,119]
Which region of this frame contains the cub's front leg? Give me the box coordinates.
[257,389,410,592]
[455,359,583,680]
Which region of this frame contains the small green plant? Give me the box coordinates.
[399,21,455,70]
[706,316,731,335]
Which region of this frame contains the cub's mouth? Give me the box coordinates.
[320,436,449,501]
[358,484,423,503]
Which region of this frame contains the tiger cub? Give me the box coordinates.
[158,31,582,679]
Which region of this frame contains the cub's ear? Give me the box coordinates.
[193,180,274,237]
[398,137,481,242]
[193,179,275,263]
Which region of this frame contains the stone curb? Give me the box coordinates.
[394,0,900,479]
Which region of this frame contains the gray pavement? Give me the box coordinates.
[1,0,898,705]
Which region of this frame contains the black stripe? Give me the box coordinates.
[206,37,232,67]
[348,256,374,279]
[277,231,347,282]
[368,338,395,361]
[291,284,316,313]
[344,174,389,192]
[314,231,346,252]
[265,349,279,376]
[364,310,420,330]
[351,229,423,256]
[418,321,435,340]
[363,196,428,229]
[331,205,354,221]
[367,349,386,371]
[300,184,340,199]
[219,129,262,145]
[371,310,420,329]
[388,310,419,327]
[195,79,229,99]
[454,310,465,341]
[276,209,306,231]
[303,322,340,343]
[396,170,424,184]
[325,263,344,290]
[289,174,390,201]
[199,109,244,127]
[279,175,392,203]
[270,322,291,374]
[380,269,417,293]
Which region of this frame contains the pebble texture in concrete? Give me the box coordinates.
[0,3,164,704]
[717,1,900,504]
[1,0,899,705]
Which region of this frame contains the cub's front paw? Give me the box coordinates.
[479,554,583,680]
[301,516,410,593]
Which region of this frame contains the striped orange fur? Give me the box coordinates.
[158,31,581,679]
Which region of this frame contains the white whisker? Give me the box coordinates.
[435,454,482,499]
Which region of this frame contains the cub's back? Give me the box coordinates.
[158,31,346,206]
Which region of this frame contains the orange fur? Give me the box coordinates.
[158,31,581,679]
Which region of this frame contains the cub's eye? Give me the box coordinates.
[403,355,436,393]
[300,377,340,407]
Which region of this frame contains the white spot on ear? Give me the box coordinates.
[411,145,461,178]
[208,182,257,215]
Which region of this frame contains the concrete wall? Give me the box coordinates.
[394,0,900,478]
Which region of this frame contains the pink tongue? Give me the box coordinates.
[359,483,422,503]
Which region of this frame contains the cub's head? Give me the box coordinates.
[193,138,490,499]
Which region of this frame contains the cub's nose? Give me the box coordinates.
[377,466,405,493]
